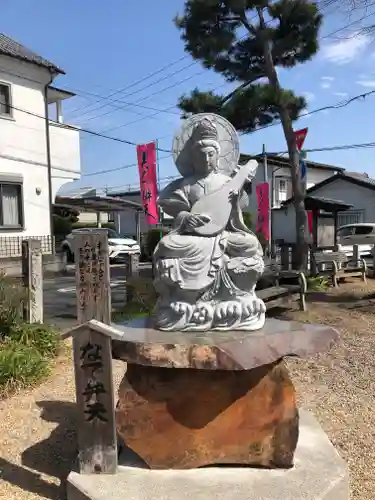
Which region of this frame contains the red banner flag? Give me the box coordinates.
[136,142,159,225]
[307,210,313,234]
[294,127,308,151]
[256,183,270,241]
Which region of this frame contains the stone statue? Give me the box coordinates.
[153,113,266,331]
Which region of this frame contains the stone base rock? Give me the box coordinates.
[66,410,349,500]
[115,361,298,469]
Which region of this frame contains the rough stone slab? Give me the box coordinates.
[66,410,349,500]
[116,361,298,469]
[111,317,339,370]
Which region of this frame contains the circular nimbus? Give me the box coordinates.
[172,113,240,178]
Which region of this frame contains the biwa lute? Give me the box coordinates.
[190,160,258,237]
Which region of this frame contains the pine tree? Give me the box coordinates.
[175,0,322,268]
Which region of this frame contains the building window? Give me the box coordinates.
[0,83,12,117]
[275,177,291,205]
[0,183,23,228]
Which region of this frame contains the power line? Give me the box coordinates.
[79,68,207,131]
[5,77,375,179]
[5,100,172,153]
[107,10,375,142]
[248,89,375,135]
[81,88,375,177]
[79,137,375,191]
[70,62,200,123]
[66,55,190,117]
[82,155,172,177]
[64,87,180,118]
[270,141,375,156]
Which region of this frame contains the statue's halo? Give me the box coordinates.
[172,113,240,178]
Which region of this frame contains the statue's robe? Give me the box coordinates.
[154,171,263,292]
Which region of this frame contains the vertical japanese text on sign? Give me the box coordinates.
[256,183,270,241]
[136,142,159,225]
[80,341,108,423]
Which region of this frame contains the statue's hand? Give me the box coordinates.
[229,189,239,202]
[184,213,211,231]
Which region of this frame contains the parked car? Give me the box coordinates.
[61,228,141,263]
[336,223,375,258]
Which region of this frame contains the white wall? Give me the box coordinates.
[0,55,81,239]
[50,122,81,198]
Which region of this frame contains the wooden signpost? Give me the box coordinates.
[22,239,43,323]
[72,230,117,474]
[73,229,111,325]
[72,322,117,474]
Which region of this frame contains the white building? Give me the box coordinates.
[273,171,375,245]
[0,33,80,254]
[242,153,343,212]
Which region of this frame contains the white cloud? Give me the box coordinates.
[302,91,315,103]
[321,34,370,65]
[320,76,334,89]
[356,80,375,87]
[333,91,348,97]
[321,82,331,89]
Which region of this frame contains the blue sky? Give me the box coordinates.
[2,0,375,195]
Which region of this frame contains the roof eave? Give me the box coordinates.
[0,51,65,75]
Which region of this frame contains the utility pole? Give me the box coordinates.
[262,144,271,257]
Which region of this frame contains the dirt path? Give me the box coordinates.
[0,280,374,499]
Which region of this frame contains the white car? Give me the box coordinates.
[336,223,375,258]
[61,228,140,262]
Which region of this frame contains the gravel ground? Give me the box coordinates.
[0,279,374,499]
[0,344,126,500]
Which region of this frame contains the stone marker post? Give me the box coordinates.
[72,321,117,474]
[73,229,111,325]
[72,231,117,474]
[124,253,139,304]
[22,239,43,323]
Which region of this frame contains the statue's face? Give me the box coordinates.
[193,143,219,174]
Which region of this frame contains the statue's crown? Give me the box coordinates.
[191,118,218,142]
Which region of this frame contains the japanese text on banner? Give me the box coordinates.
[136,142,159,225]
[256,183,270,241]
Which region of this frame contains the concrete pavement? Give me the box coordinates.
[43,263,151,331]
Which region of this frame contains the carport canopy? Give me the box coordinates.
[282,195,353,213]
[55,195,143,212]
[303,196,353,212]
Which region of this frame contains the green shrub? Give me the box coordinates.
[146,228,169,258]
[7,323,61,358]
[0,342,49,395]
[53,215,73,237]
[0,273,27,336]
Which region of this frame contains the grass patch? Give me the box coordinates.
[0,272,61,398]
[7,323,61,358]
[0,342,50,398]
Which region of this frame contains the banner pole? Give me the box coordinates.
[155,139,163,241]
[262,144,271,258]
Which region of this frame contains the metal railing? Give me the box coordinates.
[0,235,54,258]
